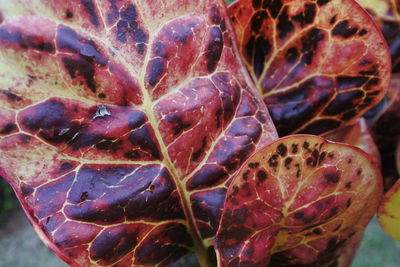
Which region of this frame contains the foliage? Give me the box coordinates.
[0,0,395,266]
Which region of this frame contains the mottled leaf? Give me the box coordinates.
[363,74,400,125]
[378,178,400,241]
[357,0,400,72]
[323,118,381,168]
[215,135,382,266]
[228,0,391,135]
[0,1,278,266]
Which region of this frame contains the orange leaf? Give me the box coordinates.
[215,135,382,266]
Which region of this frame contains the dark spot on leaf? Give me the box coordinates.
[330,15,337,25]
[313,228,322,235]
[251,10,267,33]
[345,182,352,188]
[80,191,89,202]
[319,152,326,164]
[62,57,97,92]
[21,185,34,197]
[277,143,287,157]
[277,7,294,39]
[303,141,310,149]
[325,172,340,183]
[293,3,317,26]
[65,9,74,19]
[332,20,358,38]
[268,154,278,167]
[285,47,299,64]
[248,162,260,169]
[242,170,250,181]
[0,123,17,134]
[257,170,267,183]
[3,91,22,101]
[166,114,191,136]
[292,144,298,153]
[317,0,330,6]
[346,198,352,208]
[359,28,368,36]
[284,157,292,169]
[253,36,271,77]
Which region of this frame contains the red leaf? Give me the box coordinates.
[215,135,382,266]
[0,1,278,266]
[228,0,391,135]
[357,0,400,72]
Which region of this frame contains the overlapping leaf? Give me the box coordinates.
[0,0,278,266]
[228,0,391,135]
[357,0,400,72]
[378,178,400,241]
[215,135,382,266]
[323,118,381,168]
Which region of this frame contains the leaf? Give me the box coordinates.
[370,77,400,191]
[228,0,391,135]
[356,0,400,72]
[363,73,400,125]
[378,178,400,241]
[0,0,278,266]
[323,118,381,168]
[215,135,382,266]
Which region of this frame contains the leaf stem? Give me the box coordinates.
[195,244,212,267]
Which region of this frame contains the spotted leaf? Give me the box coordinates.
[228,0,391,135]
[215,135,382,266]
[0,1,278,266]
[357,0,400,72]
[378,178,400,241]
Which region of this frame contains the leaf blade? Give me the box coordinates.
[228,0,391,135]
[215,135,382,266]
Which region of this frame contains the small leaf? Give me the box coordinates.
[378,178,400,241]
[215,135,382,266]
[228,0,391,135]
